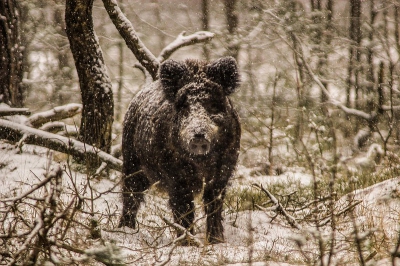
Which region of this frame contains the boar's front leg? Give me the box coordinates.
[203,177,228,244]
[169,186,195,236]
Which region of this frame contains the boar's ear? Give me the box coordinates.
[159,59,189,98]
[206,56,240,95]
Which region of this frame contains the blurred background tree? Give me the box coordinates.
[0,0,25,107]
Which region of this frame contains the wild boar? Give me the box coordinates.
[119,57,241,244]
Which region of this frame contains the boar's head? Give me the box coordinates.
[160,57,239,156]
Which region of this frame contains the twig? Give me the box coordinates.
[253,183,302,230]
[1,169,58,202]
[155,233,188,266]
[318,200,362,226]
[6,218,43,266]
[161,217,203,247]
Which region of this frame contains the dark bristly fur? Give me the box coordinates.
[119,57,241,244]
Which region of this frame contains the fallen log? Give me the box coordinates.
[0,118,122,172]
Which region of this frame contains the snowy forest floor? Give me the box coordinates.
[1,140,400,265]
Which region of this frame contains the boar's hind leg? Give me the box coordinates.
[203,181,227,244]
[119,170,150,229]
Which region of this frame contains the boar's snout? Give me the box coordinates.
[180,114,218,156]
[189,134,211,155]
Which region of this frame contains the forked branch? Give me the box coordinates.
[101,0,159,80]
[102,0,215,80]
[253,183,302,230]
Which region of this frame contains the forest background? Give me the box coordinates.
[1,0,400,265]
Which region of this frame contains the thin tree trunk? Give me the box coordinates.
[290,31,306,143]
[116,39,124,122]
[311,0,333,103]
[347,0,362,109]
[395,5,400,53]
[65,0,114,170]
[0,0,25,107]
[224,0,239,60]
[366,0,376,112]
[53,5,74,106]
[152,0,165,53]
[201,0,210,60]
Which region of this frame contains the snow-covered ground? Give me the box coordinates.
[1,140,400,265]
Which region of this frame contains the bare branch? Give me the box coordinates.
[0,118,122,172]
[133,63,153,85]
[291,33,373,121]
[101,0,159,80]
[253,183,302,230]
[26,103,82,128]
[1,169,56,202]
[0,107,30,116]
[38,121,79,137]
[161,217,203,247]
[157,31,215,62]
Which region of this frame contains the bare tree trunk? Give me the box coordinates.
[224,0,239,60]
[347,0,362,109]
[201,0,210,60]
[0,0,25,107]
[311,0,333,103]
[395,4,400,53]
[65,0,114,170]
[52,5,74,106]
[289,31,306,143]
[116,39,124,122]
[115,0,124,122]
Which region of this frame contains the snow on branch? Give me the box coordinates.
[38,121,79,137]
[27,103,82,128]
[0,118,122,172]
[157,31,215,63]
[0,107,31,116]
[101,0,159,80]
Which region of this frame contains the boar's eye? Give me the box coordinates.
[175,95,189,111]
[205,101,224,114]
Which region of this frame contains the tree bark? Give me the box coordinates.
[65,0,114,170]
[0,0,25,107]
[224,0,239,59]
